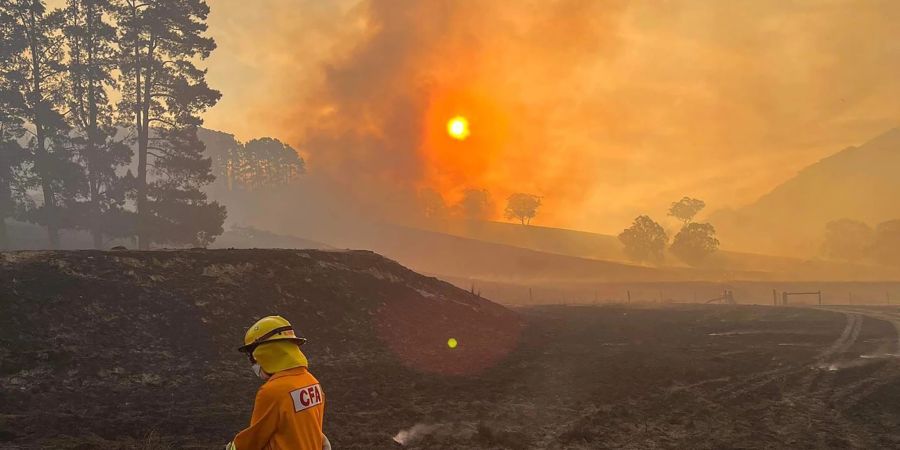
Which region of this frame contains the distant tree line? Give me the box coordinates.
[418,188,544,226]
[200,128,305,193]
[618,196,720,267]
[421,188,495,221]
[823,218,900,266]
[0,0,223,250]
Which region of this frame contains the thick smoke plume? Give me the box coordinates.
[205,0,900,233]
[288,0,627,224]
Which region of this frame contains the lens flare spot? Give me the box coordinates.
[447,116,470,140]
[447,338,458,349]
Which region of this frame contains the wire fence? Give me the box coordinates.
[467,280,900,306]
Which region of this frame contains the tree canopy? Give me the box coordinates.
[458,188,492,220]
[116,0,221,248]
[668,197,705,225]
[62,0,132,247]
[0,0,226,249]
[670,222,719,266]
[201,129,305,192]
[417,188,447,220]
[504,193,541,225]
[618,215,668,264]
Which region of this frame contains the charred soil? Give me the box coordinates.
[2,250,900,449]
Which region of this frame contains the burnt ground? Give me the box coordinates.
[385,305,900,449]
[2,251,900,449]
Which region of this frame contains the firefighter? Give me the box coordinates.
[226,316,331,450]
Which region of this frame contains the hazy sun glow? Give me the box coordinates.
[207,1,900,235]
[447,116,470,140]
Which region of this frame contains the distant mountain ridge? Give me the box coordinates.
[712,127,900,256]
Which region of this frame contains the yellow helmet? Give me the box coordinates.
[238,315,307,354]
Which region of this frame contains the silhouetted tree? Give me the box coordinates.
[116,0,222,248]
[823,219,873,262]
[504,193,541,225]
[138,126,225,247]
[668,196,705,226]
[200,130,305,192]
[0,5,32,248]
[0,95,33,250]
[0,141,30,249]
[4,0,76,248]
[458,188,492,220]
[417,188,447,220]
[199,127,240,192]
[241,137,304,189]
[618,215,668,264]
[0,103,33,249]
[62,0,131,248]
[872,220,900,266]
[671,222,719,266]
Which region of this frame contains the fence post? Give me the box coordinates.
[627,290,631,304]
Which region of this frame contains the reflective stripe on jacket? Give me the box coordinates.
[232,367,325,450]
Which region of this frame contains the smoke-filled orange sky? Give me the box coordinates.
[202,0,900,234]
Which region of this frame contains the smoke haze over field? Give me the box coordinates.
[202,0,900,234]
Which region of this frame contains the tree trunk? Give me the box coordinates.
[136,139,147,249]
[132,8,148,250]
[0,217,8,250]
[136,108,149,249]
[39,174,58,248]
[86,2,102,249]
[226,160,233,191]
[28,3,59,249]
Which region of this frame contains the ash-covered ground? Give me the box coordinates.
[2,250,900,449]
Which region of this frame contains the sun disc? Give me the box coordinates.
[447,116,470,140]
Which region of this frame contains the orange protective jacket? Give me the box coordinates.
[232,367,325,450]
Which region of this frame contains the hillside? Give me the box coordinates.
[0,249,522,448]
[263,214,900,284]
[422,219,899,281]
[712,127,900,255]
[205,216,900,289]
[429,220,626,261]
[316,223,688,282]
